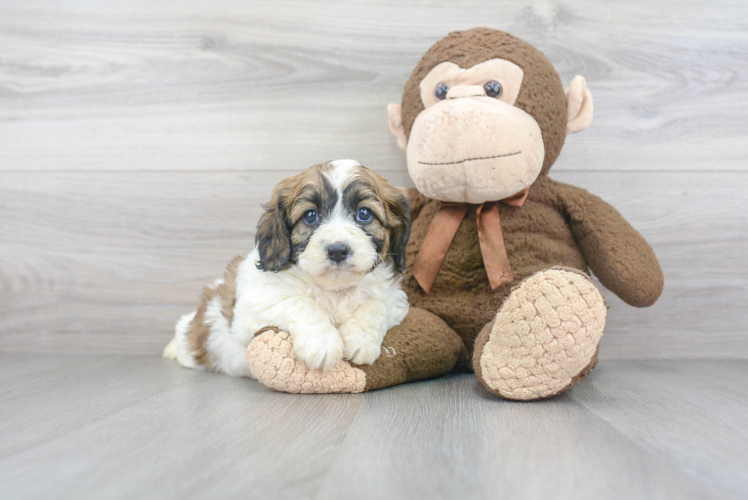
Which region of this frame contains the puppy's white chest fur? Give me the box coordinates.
[307,286,365,328]
[232,249,408,349]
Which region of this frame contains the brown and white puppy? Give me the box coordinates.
[164,160,411,376]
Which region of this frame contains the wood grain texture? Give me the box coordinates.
[0,1,747,173]
[0,355,746,499]
[0,354,365,500]
[0,0,746,357]
[573,361,748,497]
[315,368,714,500]
[1,170,745,357]
[0,355,202,459]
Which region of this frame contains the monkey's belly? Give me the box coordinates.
[404,202,588,353]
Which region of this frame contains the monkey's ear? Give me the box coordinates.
[565,75,594,135]
[255,188,292,272]
[387,103,408,150]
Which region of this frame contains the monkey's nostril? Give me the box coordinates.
[326,243,351,263]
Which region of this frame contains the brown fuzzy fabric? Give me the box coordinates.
[354,307,467,391]
[403,175,664,364]
[563,188,664,306]
[392,28,662,398]
[401,28,568,176]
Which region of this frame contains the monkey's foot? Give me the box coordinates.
[247,330,366,394]
[473,267,607,400]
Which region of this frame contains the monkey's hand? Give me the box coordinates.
[555,179,664,307]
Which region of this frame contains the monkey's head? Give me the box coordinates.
[388,28,593,204]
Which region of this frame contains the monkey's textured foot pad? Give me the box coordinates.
[247,330,366,394]
[474,268,607,400]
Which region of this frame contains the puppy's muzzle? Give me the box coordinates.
[326,242,351,264]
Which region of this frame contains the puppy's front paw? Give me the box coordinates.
[339,322,383,366]
[292,325,344,372]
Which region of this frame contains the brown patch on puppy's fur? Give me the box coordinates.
[219,256,245,322]
[256,163,338,272]
[287,167,338,260]
[255,176,295,272]
[186,286,217,370]
[186,256,245,370]
[256,162,410,273]
[342,166,411,272]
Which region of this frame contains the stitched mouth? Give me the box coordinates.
[418,151,521,166]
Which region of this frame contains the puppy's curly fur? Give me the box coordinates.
[164,160,411,374]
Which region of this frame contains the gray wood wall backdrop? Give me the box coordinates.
[1,0,746,358]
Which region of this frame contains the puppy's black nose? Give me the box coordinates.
[326,242,350,263]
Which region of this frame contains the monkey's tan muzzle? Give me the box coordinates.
[406,97,545,204]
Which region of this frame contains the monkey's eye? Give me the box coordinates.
[434,83,449,100]
[356,207,373,223]
[303,210,319,225]
[484,80,502,98]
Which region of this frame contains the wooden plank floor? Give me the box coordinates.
[1,354,746,499]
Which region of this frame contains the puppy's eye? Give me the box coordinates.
[303,210,318,225]
[484,80,502,98]
[434,83,449,100]
[356,207,373,223]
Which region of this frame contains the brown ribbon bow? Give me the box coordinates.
[413,188,530,293]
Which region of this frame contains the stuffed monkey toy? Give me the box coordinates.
[246,28,664,400]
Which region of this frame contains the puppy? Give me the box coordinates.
[163,160,411,376]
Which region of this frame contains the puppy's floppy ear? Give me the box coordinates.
[384,186,411,273]
[255,178,295,272]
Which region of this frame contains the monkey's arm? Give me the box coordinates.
[553,179,664,307]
